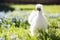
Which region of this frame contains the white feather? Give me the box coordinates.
[28,4,47,36]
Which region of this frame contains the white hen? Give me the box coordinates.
[28,4,47,36]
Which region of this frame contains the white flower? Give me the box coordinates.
[0,19,2,23]
[10,32,16,39]
[7,10,12,14]
[6,24,10,30]
[0,11,5,18]
[0,32,5,40]
[0,38,2,40]
[16,38,19,40]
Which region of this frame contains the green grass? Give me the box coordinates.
[10,4,60,13]
[0,4,60,40]
[44,5,60,13]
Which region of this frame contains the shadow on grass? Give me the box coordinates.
[0,3,14,12]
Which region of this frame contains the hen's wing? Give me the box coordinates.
[28,10,36,25]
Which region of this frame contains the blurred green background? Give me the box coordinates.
[0,0,60,40]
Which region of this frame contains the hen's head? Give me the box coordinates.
[36,4,43,11]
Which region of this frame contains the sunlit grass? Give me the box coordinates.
[0,4,60,40]
[44,5,60,13]
[10,4,60,13]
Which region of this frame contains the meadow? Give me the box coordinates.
[0,4,60,40]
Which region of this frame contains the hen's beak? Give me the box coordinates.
[37,8,41,11]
